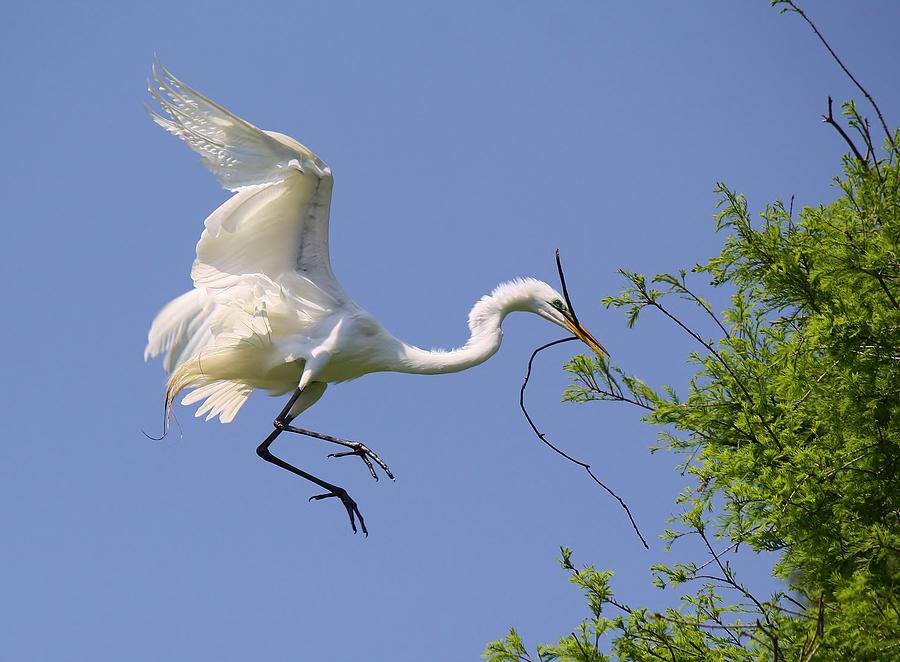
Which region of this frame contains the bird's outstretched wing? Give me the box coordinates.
[147,60,342,298]
[146,61,348,423]
[147,59,330,190]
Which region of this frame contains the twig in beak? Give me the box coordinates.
[556,249,581,327]
[556,249,609,357]
[519,337,649,549]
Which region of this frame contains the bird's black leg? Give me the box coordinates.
[276,422,396,481]
[256,388,367,535]
[271,396,395,481]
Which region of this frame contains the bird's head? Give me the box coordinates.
[526,280,608,357]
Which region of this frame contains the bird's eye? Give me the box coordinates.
[551,298,567,312]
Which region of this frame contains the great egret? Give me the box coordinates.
[144,61,606,534]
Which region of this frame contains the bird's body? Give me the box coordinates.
[147,167,569,421]
[145,62,605,532]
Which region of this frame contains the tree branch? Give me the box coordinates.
[780,0,895,148]
[520,338,649,549]
[823,96,867,166]
[645,298,783,450]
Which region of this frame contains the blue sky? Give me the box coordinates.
[2,2,899,660]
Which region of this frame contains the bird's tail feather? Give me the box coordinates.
[165,349,253,424]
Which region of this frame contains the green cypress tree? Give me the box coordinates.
[485,21,900,661]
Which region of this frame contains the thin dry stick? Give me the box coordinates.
[823,96,867,166]
[520,338,649,549]
[781,0,894,148]
[555,249,582,328]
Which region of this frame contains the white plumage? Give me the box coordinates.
[144,61,605,532]
[145,61,605,422]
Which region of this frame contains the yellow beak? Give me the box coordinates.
[565,317,608,357]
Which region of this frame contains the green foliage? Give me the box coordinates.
[485,116,900,660]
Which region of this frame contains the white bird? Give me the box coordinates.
[144,61,606,534]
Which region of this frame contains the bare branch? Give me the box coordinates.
[780,0,895,148]
[823,97,868,166]
[520,338,649,549]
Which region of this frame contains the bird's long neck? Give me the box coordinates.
[394,282,533,375]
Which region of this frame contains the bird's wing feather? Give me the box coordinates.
[146,61,343,307]
[144,288,215,372]
[146,60,330,190]
[190,171,343,305]
[146,63,349,422]
[180,380,252,423]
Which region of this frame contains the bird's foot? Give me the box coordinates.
[309,487,367,536]
[328,442,396,482]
